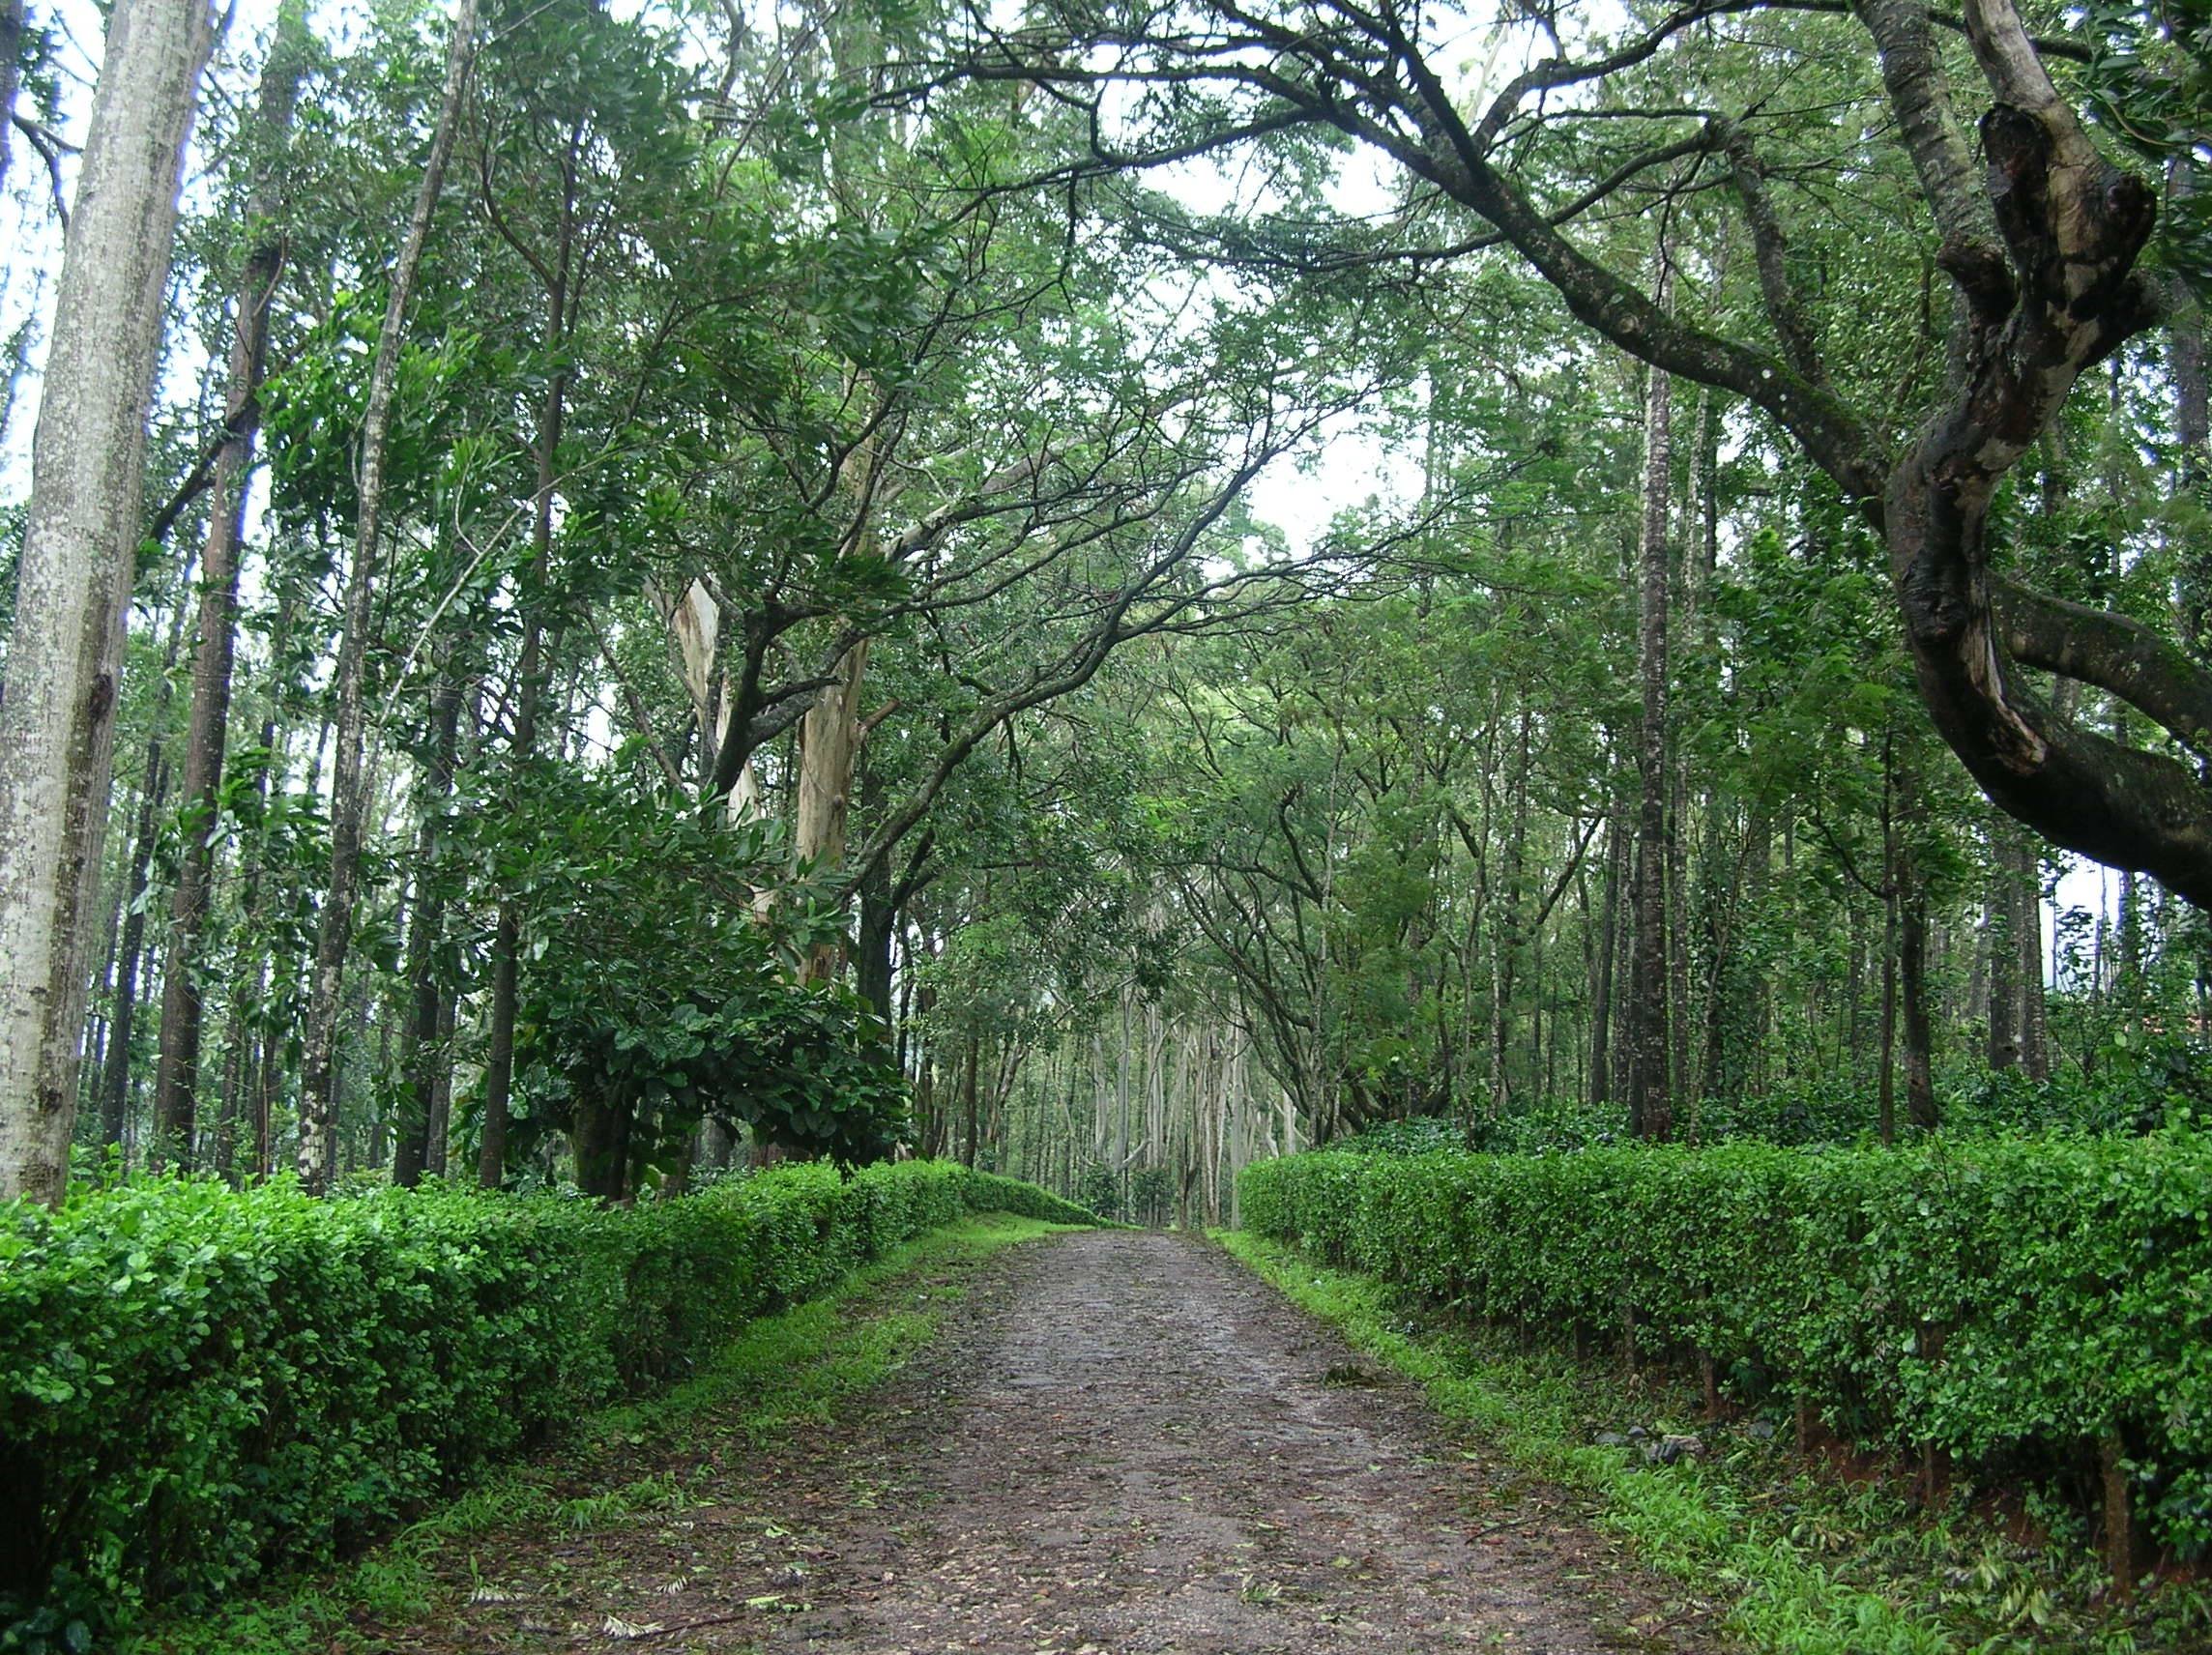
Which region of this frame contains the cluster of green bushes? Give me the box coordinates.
[0,1162,1090,1641]
[1241,1135,2212,1560]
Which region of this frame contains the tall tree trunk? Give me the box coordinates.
[212,1024,244,1179]
[2115,714,2142,996]
[150,1,309,1166]
[1628,269,1675,1142]
[1878,884,1900,1147]
[224,589,296,1181]
[915,976,943,1157]
[569,1094,631,1202]
[2017,837,2050,1080]
[299,0,479,1193]
[1589,806,1622,1108]
[959,1026,981,1169]
[0,0,218,1205]
[0,1,23,201]
[1987,823,2021,1069]
[1901,879,1937,1129]
[1896,757,1938,1131]
[427,986,456,1177]
[480,131,579,1189]
[1695,804,1758,1107]
[1489,705,1530,1113]
[84,888,122,1124]
[100,750,167,1155]
[93,561,198,1154]
[795,639,874,984]
[855,853,896,1023]
[2169,158,2210,659]
[392,662,461,1187]
[1667,398,1703,1111]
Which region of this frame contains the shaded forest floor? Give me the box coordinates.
[201,1224,1720,1654]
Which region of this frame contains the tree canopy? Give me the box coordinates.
[0,0,2201,1205]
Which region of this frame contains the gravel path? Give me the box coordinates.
[377,1230,1723,1654]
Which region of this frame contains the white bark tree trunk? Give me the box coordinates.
[795,639,871,981]
[0,0,218,1205]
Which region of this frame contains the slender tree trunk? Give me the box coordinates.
[1886,745,1937,1131]
[1628,269,1674,1141]
[1589,807,1622,1108]
[1668,397,1704,1108]
[1489,706,1529,1113]
[2018,840,2050,1081]
[481,146,578,1188]
[213,1027,244,1179]
[101,751,167,1154]
[1901,879,1937,1130]
[151,2,309,1165]
[84,901,119,1125]
[0,1,24,200]
[2169,159,2210,659]
[915,978,942,1157]
[855,869,896,1024]
[427,985,455,1177]
[224,591,296,1181]
[393,663,460,1186]
[299,0,479,1193]
[1987,822,2021,1069]
[1878,884,1899,1147]
[1696,806,1757,1106]
[853,781,897,1019]
[959,1027,981,1169]
[0,0,218,1205]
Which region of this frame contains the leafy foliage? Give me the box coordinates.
[1242,1135,2212,1559]
[484,771,912,1186]
[0,1163,1092,1644]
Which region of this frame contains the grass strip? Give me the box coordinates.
[1217,1228,2207,1655]
[127,1212,1079,1654]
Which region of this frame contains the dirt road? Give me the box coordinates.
[382,1230,1720,1654]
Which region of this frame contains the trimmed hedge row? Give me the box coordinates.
[1239,1138,2212,1556]
[0,1161,1091,1636]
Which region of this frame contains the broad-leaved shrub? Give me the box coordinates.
[0,1162,1089,1643]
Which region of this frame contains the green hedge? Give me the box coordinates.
[1240,1137,2212,1556]
[0,1161,1090,1639]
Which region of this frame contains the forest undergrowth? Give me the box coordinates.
[117,1212,1078,1655]
[1218,1231,2212,1655]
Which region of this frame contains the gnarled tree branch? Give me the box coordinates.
[1993,576,2212,756]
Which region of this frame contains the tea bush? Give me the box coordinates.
[1240,1135,2212,1558]
[0,1161,1090,1642]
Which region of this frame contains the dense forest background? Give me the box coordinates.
[0,0,2203,1219]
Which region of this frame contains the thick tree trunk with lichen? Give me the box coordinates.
[0,0,218,1205]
